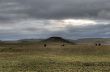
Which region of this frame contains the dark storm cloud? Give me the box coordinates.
[18,0,110,19]
[0,0,110,20]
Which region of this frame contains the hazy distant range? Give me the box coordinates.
[1,37,110,45]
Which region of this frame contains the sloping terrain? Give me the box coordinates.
[43,37,75,44]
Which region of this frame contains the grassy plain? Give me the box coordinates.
[0,42,110,72]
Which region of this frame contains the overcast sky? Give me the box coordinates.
[0,0,110,40]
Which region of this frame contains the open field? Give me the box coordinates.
[0,42,110,72]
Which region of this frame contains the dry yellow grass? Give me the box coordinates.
[0,42,110,72]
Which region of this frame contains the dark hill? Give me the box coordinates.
[43,37,75,44]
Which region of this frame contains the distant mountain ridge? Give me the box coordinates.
[18,39,44,42]
[0,37,110,45]
[76,38,110,44]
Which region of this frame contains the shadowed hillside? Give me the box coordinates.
[43,37,75,44]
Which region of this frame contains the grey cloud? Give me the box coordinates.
[23,0,110,19]
[50,24,110,39]
[0,22,110,40]
[0,0,110,40]
[98,10,110,19]
[0,0,110,21]
[0,0,29,22]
